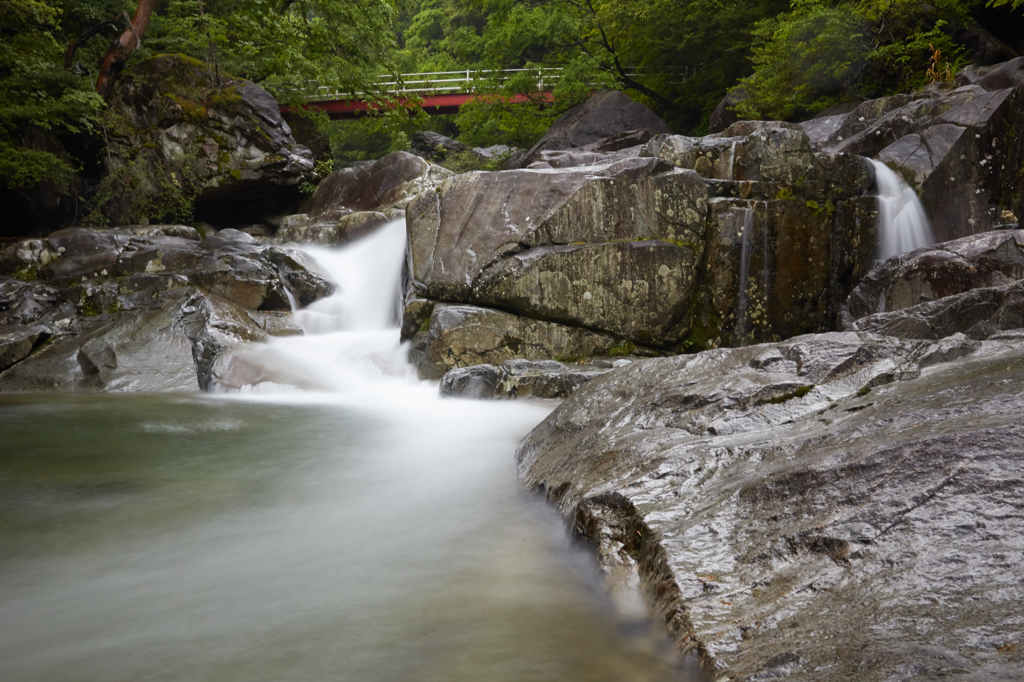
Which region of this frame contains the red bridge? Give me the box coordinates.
[273,69,559,119]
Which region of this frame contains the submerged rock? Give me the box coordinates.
[518,330,1024,679]
[0,225,332,391]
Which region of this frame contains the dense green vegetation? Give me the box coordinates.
[1,0,1022,226]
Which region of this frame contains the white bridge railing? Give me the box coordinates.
[268,68,569,101]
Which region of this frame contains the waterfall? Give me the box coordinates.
[734,207,755,345]
[869,159,934,260]
[225,219,416,394]
[719,140,737,180]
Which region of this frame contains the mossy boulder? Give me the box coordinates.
[95,54,314,228]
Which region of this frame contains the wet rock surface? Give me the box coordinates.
[0,225,331,391]
[404,125,880,376]
[517,331,1024,680]
[801,57,1024,241]
[101,55,315,227]
[841,229,1024,327]
[278,152,452,245]
[439,357,636,400]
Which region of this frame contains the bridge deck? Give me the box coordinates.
[271,69,562,119]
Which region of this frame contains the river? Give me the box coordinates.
[0,221,695,681]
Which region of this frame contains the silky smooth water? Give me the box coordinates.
[0,221,695,681]
[871,159,935,260]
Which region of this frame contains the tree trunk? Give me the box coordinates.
[95,0,158,100]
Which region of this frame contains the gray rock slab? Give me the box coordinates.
[440,358,628,400]
[518,331,1024,679]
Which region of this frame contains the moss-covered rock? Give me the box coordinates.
[93,54,314,228]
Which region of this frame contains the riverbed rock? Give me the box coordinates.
[800,57,1024,241]
[301,151,453,216]
[404,125,883,374]
[840,229,1024,327]
[508,90,673,169]
[409,303,636,380]
[439,357,632,400]
[518,330,1024,679]
[0,225,332,391]
[99,55,314,228]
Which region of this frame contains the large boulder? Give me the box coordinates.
[99,55,314,227]
[840,229,1024,327]
[850,278,1024,341]
[402,123,883,378]
[278,151,452,245]
[0,225,331,391]
[801,57,1024,242]
[518,329,1024,679]
[407,303,637,380]
[508,90,673,168]
[409,131,470,163]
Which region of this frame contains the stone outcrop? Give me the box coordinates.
[517,329,1024,680]
[277,151,452,245]
[0,226,331,391]
[100,54,314,227]
[407,303,638,380]
[403,125,882,377]
[801,57,1024,242]
[840,229,1024,327]
[507,90,673,169]
[439,357,635,400]
[410,131,471,162]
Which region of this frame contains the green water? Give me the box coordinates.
[0,393,695,682]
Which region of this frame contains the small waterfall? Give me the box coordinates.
[227,219,416,393]
[735,207,755,344]
[869,159,934,260]
[720,140,737,180]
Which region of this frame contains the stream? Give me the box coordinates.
[0,221,694,681]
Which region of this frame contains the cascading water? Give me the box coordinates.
[870,158,934,260]
[228,219,416,392]
[0,219,695,682]
[734,207,755,345]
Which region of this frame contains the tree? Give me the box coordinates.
[736,0,1024,122]
[145,0,403,103]
[0,0,104,192]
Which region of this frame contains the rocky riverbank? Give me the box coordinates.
[2,49,1024,682]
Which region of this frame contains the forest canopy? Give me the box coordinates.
[1,0,1022,218]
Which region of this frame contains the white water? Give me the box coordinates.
[0,219,697,681]
[870,159,934,260]
[735,207,755,344]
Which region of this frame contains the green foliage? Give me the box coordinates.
[738,0,979,121]
[82,148,204,226]
[0,0,104,191]
[145,0,403,103]
[328,111,425,167]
